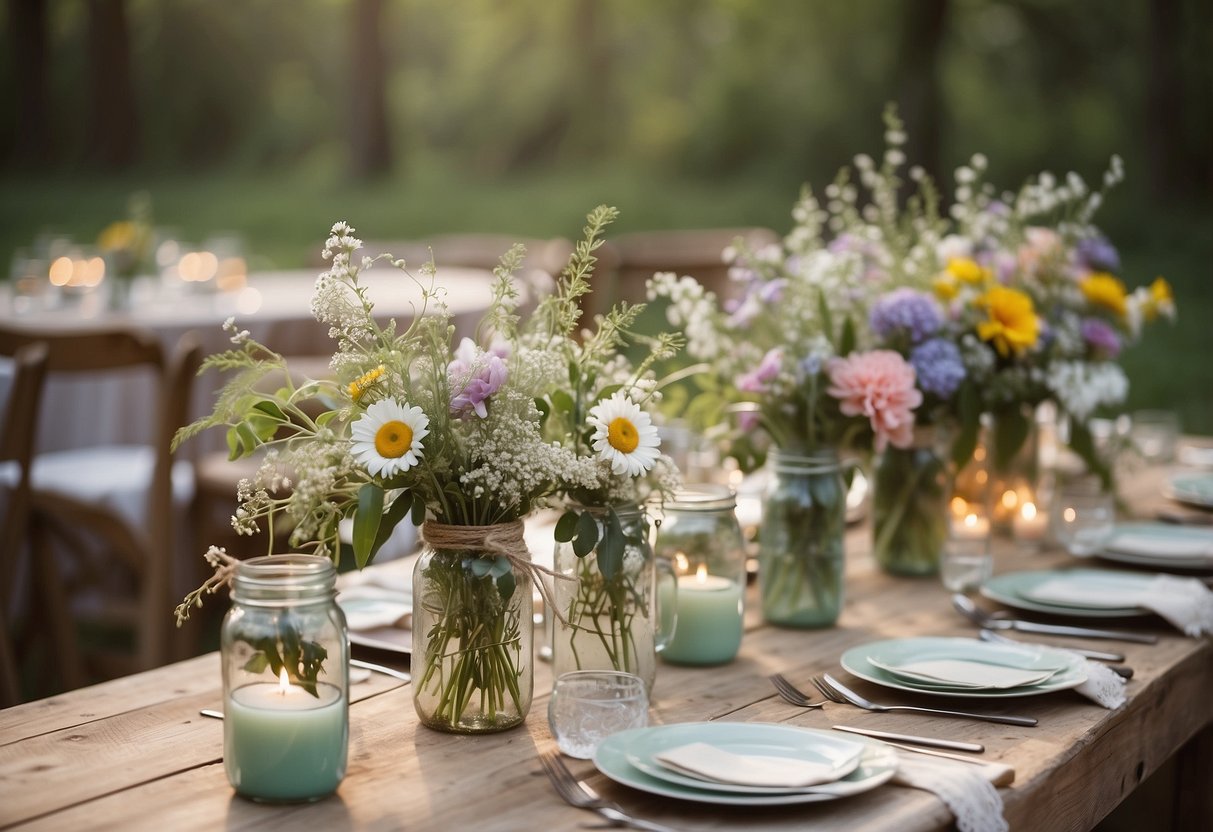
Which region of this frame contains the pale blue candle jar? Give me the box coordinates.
[655,486,747,666]
[221,555,349,803]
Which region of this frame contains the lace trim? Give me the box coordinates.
[895,755,1008,832]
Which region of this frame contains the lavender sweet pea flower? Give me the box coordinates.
[448,337,508,419]
[759,278,787,303]
[910,338,966,398]
[1076,236,1121,273]
[870,288,942,343]
[736,348,782,393]
[1081,318,1122,358]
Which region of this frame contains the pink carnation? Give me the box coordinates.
[825,350,923,451]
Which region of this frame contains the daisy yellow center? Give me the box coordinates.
[375,420,414,459]
[607,417,640,453]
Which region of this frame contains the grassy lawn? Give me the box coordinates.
[2,167,1210,432]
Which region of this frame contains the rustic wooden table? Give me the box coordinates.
[2,466,1211,831]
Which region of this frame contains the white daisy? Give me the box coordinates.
[350,398,430,478]
[587,393,660,477]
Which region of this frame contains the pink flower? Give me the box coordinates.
[448,337,508,419]
[826,350,923,451]
[735,348,783,393]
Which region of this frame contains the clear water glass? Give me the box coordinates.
[940,527,992,593]
[1130,410,1180,464]
[548,671,648,759]
[1054,486,1115,556]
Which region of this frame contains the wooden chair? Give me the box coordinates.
[0,325,202,691]
[592,227,780,320]
[0,342,49,706]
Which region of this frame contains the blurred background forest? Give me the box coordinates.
[1,0,1211,428]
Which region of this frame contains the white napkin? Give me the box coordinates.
[1027,575,1213,636]
[1074,659,1126,709]
[652,742,857,788]
[869,658,1056,689]
[336,586,411,630]
[894,753,1008,832]
[1105,528,1213,563]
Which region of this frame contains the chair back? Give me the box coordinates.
[0,342,49,706]
[0,324,203,678]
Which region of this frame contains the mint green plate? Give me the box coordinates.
[982,568,1150,617]
[593,723,896,806]
[840,637,1086,698]
[1166,472,1213,509]
[1098,523,1213,570]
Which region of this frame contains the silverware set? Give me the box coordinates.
[771,672,1038,727]
[538,748,678,832]
[951,594,1158,644]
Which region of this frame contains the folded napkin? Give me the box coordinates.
[653,742,858,788]
[1027,575,1213,636]
[1105,528,1213,563]
[894,753,1008,832]
[869,658,1057,690]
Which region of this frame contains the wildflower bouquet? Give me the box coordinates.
[176,209,630,733]
[97,192,153,308]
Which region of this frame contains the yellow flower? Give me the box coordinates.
[947,257,990,285]
[932,274,959,301]
[1080,273,1128,317]
[976,286,1040,357]
[348,364,387,402]
[97,221,137,253]
[1144,276,1175,321]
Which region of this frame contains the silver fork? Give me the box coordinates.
[812,673,1038,727]
[538,749,679,832]
[769,673,825,709]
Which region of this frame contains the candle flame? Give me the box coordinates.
[964,513,978,529]
[278,668,291,694]
[1021,502,1037,521]
[695,564,708,584]
[674,552,689,574]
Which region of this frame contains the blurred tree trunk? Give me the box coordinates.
[349,0,392,179]
[87,0,139,169]
[895,0,949,185]
[7,0,53,166]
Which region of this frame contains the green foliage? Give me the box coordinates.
[242,613,328,698]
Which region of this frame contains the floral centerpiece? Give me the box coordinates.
[97,192,153,309]
[648,135,925,624]
[176,209,643,733]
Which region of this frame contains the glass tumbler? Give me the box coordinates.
[1053,483,1116,556]
[548,671,649,759]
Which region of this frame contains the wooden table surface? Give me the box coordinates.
[2,466,1211,830]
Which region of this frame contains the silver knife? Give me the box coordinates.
[351,658,412,682]
[1001,618,1158,644]
[979,628,1124,661]
[833,725,984,753]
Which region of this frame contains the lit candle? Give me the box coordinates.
[953,512,991,541]
[660,565,744,666]
[224,668,348,802]
[1012,501,1047,542]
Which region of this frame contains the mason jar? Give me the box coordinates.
[654,485,746,665]
[221,554,349,803]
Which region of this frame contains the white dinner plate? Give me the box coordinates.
[1096,523,1213,570]
[594,723,896,806]
[981,569,1149,618]
[840,637,1086,698]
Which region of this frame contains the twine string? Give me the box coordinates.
[421,519,574,626]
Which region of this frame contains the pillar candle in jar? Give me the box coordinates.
[1012,501,1047,542]
[953,512,991,541]
[660,565,744,666]
[224,670,348,802]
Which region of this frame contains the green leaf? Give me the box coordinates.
[243,652,269,674]
[496,570,517,602]
[596,507,625,581]
[534,397,551,424]
[550,389,576,416]
[252,399,286,422]
[316,410,339,428]
[353,483,385,568]
[568,358,580,389]
[246,413,278,442]
[817,290,834,343]
[225,426,240,461]
[235,420,259,456]
[951,381,981,470]
[838,316,856,357]
[572,511,600,558]
[991,408,1030,472]
[411,491,427,526]
[367,491,412,561]
[595,383,623,402]
[554,510,580,543]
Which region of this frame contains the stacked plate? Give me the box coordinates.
[981,568,1156,618]
[1096,523,1213,570]
[1165,472,1213,510]
[840,637,1087,698]
[593,723,897,806]
[337,584,412,653]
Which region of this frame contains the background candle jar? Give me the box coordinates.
[654,485,747,666]
[221,555,349,803]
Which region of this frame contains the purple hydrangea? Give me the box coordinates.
[910,338,966,398]
[448,338,508,419]
[1075,236,1121,273]
[1081,318,1122,358]
[870,288,943,344]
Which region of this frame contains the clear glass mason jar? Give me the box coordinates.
[411,545,533,733]
[551,504,676,693]
[654,485,746,665]
[872,427,951,576]
[758,448,848,628]
[221,555,349,803]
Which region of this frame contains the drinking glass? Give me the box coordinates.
[1053,484,1115,556]
[1130,410,1180,464]
[548,671,648,759]
[940,521,992,593]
